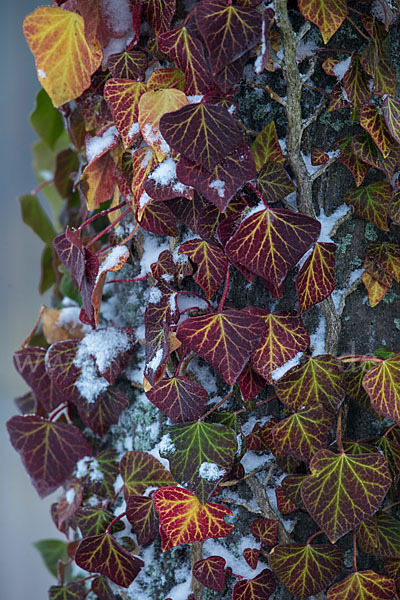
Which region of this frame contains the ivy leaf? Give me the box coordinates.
[362,271,391,307]
[389,191,400,225]
[13,347,67,413]
[126,495,159,546]
[44,339,82,404]
[225,207,320,291]
[24,7,102,107]
[366,243,400,283]
[75,533,144,588]
[144,157,194,203]
[7,415,91,498]
[364,255,393,288]
[91,576,114,600]
[274,354,344,413]
[251,310,310,384]
[142,0,176,35]
[195,0,261,75]
[176,142,256,212]
[344,182,392,231]
[257,163,296,204]
[153,486,234,547]
[298,0,346,43]
[120,451,175,499]
[275,486,298,514]
[362,355,400,424]
[358,512,400,558]
[30,88,64,149]
[107,50,147,80]
[104,79,146,149]
[382,96,400,145]
[244,548,259,569]
[147,67,186,91]
[138,89,188,162]
[343,55,371,107]
[337,137,370,187]
[158,26,214,95]
[146,376,208,423]
[20,194,57,247]
[236,365,266,403]
[311,148,330,165]
[138,199,178,237]
[251,518,279,546]
[269,543,343,600]
[34,539,69,577]
[296,242,337,314]
[301,450,392,542]
[359,105,394,158]
[377,428,400,484]
[327,570,396,600]
[176,309,265,385]
[54,228,85,289]
[80,152,117,211]
[160,421,237,503]
[272,406,333,463]
[232,569,276,600]
[251,121,285,172]
[160,103,243,172]
[48,583,85,600]
[281,475,308,511]
[179,238,228,299]
[75,507,125,538]
[77,387,130,438]
[83,449,119,499]
[193,555,226,590]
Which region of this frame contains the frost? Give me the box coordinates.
[333,56,351,80]
[159,433,176,455]
[296,39,318,62]
[65,488,75,504]
[209,179,225,198]
[254,17,266,74]
[37,69,46,79]
[147,347,164,372]
[310,312,326,356]
[96,245,129,283]
[139,190,152,209]
[165,573,191,600]
[75,456,91,478]
[86,126,119,164]
[271,352,303,381]
[129,122,140,138]
[199,462,226,481]
[149,286,163,304]
[143,123,170,155]
[89,458,103,482]
[318,205,350,244]
[141,148,153,169]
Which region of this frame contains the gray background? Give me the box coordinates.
[0,2,63,599]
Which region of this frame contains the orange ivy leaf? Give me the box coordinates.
[269,543,343,600]
[130,148,155,213]
[327,570,396,600]
[298,0,347,44]
[178,238,228,299]
[359,105,394,158]
[75,533,144,588]
[344,181,392,231]
[126,495,159,546]
[296,242,337,314]
[362,271,391,307]
[250,121,285,172]
[24,7,102,107]
[104,80,146,149]
[138,89,188,162]
[153,486,234,548]
[363,355,400,424]
[251,310,310,384]
[301,450,392,542]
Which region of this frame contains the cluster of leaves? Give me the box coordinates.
[8,0,400,599]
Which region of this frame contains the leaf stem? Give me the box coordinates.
[306,530,325,545]
[31,178,54,195]
[382,500,400,512]
[79,201,127,231]
[353,531,358,572]
[174,349,189,377]
[218,266,230,313]
[87,207,132,249]
[106,512,127,534]
[336,403,345,453]
[383,423,398,438]
[337,355,382,363]
[199,390,233,421]
[177,290,213,310]
[105,274,148,284]
[234,395,277,415]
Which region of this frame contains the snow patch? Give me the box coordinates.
[86,126,119,164]
[65,488,75,504]
[199,462,226,481]
[209,179,225,198]
[143,123,170,155]
[57,306,91,333]
[159,433,176,455]
[333,56,351,80]
[97,245,129,282]
[271,352,303,381]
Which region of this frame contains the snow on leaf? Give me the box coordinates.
[146,376,208,423]
[195,0,261,75]
[362,355,400,424]
[358,511,400,558]
[359,104,394,158]
[178,238,228,299]
[296,242,337,313]
[153,486,234,547]
[298,0,347,43]
[257,162,296,204]
[104,79,146,149]
[75,533,144,588]
[158,26,215,95]
[24,7,102,107]
[344,181,391,231]
[269,543,342,600]
[159,421,237,503]
[144,157,194,202]
[272,405,334,463]
[120,450,176,499]
[138,89,188,162]
[274,354,344,413]
[251,310,310,385]
[6,415,91,498]
[176,309,266,386]
[250,121,285,172]
[232,569,276,600]
[77,387,130,437]
[327,570,396,600]
[160,102,243,173]
[225,207,320,291]
[126,495,159,546]
[301,450,392,542]
[192,555,226,590]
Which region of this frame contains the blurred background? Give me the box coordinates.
[0,2,63,599]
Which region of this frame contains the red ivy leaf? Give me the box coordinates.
[107,50,147,80]
[120,450,176,499]
[77,387,130,437]
[327,570,396,600]
[91,576,114,600]
[362,355,400,424]
[176,309,265,385]
[243,547,259,569]
[251,518,279,546]
[74,533,144,588]
[257,162,296,204]
[343,55,371,107]
[232,569,276,600]
[236,364,266,403]
[192,555,226,591]
[7,415,91,497]
[336,137,370,187]
[382,96,400,145]
[281,475,308,511]
[126,494,159,546]
[275,486,299,514]
[142,0,175,35]
[146,376,208,423]
[54,227,85,289]
[296,242,337,313]
[138,199,178,237]
[178,238,227,299]
[48,582,85,600]
[358,511,400,558]
[269,543,343,600]
[311,148,330,165]
[366,243,400,283]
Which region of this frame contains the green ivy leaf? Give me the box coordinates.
[33,539,68,578]
[30,88,64,149]
[20,194,57,246]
